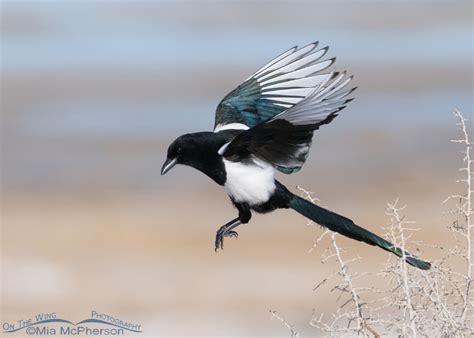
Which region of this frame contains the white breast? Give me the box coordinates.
[223,157,275,206]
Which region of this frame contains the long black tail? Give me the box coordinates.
[289,194,431,270]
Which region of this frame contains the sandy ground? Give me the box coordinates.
[2,126,464,336]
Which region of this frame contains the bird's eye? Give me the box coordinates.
[177,147,183,154]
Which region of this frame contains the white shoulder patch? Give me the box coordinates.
[217,142,230,155]
[214,123,249,133]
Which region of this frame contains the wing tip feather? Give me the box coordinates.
[301,41,319,49]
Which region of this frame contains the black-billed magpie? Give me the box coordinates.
[161,42,431,270]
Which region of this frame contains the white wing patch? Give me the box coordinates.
[269,71,355,126]
[262,74,329,90]
[251,42,335,109]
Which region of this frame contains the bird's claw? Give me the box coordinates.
[214,229,239,252]
[226,231,239,239]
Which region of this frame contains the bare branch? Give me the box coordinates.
[270,310,301,338]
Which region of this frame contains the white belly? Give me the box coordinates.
[223,158,275,205]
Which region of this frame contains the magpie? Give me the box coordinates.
[161,42,431,270]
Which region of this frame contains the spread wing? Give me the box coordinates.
[222,72,356,174]
[214,41,336,131]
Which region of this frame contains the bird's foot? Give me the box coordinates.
[215,228,239,251]
[226,231,238,238]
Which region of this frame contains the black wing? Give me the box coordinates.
[222,72,355,174]
[214,42,336,130]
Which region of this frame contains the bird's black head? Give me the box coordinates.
[161,135,188,175]
[161,132,225,176]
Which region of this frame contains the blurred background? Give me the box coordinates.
[1,1,472,336]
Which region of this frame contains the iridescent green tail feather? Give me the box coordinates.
[289,195,431,270]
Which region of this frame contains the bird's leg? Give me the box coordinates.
[215,217,241,251]
[215,203,252,251]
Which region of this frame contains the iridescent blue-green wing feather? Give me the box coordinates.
[223,72,356,174]
[214,42,335,130]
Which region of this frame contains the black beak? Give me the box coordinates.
[161,158,177,175]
